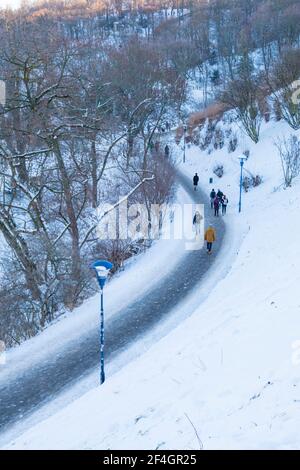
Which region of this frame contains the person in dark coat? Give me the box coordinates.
[210,189,216,208]
[193,173,199,191]
[164,145,170,157]
[217,189,223,202]
[214,196,220,217]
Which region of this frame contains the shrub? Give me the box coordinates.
[213,128,225,149]
[213,164,224,178]
[242,174,263,192]
[275,135,300,187]
[228,134,238,153]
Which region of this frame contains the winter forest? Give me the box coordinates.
[0,0,300,348]
[1,0,300,453]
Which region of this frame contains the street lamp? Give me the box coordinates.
[91,259,113,385]
[183,124,187,163]
[238,156,248,213]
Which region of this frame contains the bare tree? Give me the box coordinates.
[270,49,300,131]
[275,135,300,187]
[221,70,263,143]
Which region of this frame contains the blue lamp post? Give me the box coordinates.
[238,156,248,213]
[91,259,113,385]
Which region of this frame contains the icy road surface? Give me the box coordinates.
[0,170,225,433]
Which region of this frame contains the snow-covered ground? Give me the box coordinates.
[1,186,193,379]
[3,117,300,450]
[0,183,209,446]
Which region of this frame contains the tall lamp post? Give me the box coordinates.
[91,259,113,385]
[183,124,187,163]
[238,156,248,213]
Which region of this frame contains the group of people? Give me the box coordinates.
[159,122,171,133]
[149,141,170,158]
[192,174,230,255]
[192,174,229,217]
[210,188,228,217]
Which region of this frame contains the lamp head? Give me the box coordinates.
[91,260,113,289]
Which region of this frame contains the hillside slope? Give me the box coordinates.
[4,118,300,450]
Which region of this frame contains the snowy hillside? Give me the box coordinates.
[4,118,300,450]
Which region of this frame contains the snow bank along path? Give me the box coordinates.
[7,120,300,450]
[0,168,225,436]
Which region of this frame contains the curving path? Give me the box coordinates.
[0,169,225,435]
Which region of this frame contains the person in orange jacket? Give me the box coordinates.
[204,225,216,254]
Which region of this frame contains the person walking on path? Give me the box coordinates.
[204,225,216,254]
[214,196,220,217]
[193,211,202,238]
[164,144,170,158]
[222,195,228,215]
[193,173,199,191]
[210,189,216,208]
[217,189,223,202]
